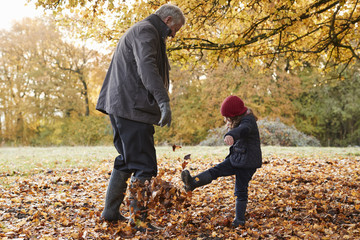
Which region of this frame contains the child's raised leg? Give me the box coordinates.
[181,169,213,192]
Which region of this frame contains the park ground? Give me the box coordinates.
[0,146,359,239]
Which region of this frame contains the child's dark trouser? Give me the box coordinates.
[208,158,257,226]
[208,158,257,200]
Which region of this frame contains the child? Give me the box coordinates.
[181,95,262,227]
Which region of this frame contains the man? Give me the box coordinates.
[96,4,185,228]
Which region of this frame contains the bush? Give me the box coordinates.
[199,118,321,147]
[199,126,227,146]
[258,118,321,146]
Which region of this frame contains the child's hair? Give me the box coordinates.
[227,109,258,129]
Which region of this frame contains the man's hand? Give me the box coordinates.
[158,102,171,127]
[224,135,234,146]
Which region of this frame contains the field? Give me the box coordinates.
[1,146,359,239]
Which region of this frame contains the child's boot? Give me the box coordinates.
[181,169,213,192]
[232,200,247,227]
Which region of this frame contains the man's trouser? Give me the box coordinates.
[109,114,157,179]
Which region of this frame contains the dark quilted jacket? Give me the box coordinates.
[225,114,262,168]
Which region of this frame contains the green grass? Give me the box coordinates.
[0,146,116,174]
[1,145,359,175]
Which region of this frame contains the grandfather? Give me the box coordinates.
[96,3,185,229]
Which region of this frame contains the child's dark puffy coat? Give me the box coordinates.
[225,114,262,169]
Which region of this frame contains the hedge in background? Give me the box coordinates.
[30,116,113,146]
[258,118,320,146]
[200,118,321,147]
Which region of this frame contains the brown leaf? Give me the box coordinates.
[172,144,182,152]
[182,161,188,169]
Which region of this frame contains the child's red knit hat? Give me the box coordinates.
[220,95,248,117]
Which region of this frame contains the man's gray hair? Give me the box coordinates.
[155,4,186,25]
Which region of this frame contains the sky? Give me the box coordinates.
[0,0,110,52]
[0,0,46,30]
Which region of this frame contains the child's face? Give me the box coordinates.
[224,117,232,128]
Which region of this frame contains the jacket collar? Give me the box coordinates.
[145,14,171,41]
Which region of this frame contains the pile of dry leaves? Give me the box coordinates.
[1,150,359,239]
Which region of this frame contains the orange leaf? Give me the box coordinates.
[182,161,188,169]
[172,144,182,152]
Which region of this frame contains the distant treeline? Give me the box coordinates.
[1,19,359,147]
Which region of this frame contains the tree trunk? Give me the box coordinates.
[80,74,90,116]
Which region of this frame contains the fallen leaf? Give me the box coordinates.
[172,144,182,152]
[182,161,188,169]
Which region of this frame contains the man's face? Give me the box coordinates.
[164,16,183,38]
[168,21,183,38]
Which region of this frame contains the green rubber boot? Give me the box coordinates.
[101,169,131,221]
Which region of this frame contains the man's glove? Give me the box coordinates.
[158,102,171,127]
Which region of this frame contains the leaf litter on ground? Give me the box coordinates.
[0,147,359,239]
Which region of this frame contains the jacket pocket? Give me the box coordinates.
[229,141,247,168]
[134,87,159,115]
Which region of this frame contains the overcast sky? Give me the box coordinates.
[0,0,46,30]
